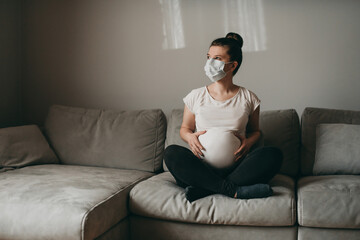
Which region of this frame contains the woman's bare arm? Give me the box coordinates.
[180,105,196,143]
[246,106,261,147]
[180,105,206,158]
[234,106,261,160]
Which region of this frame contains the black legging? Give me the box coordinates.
[164,144,283,197]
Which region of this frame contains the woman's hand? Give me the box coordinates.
[233,133,251,161]
[188,130,207,158]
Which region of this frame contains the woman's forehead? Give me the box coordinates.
[208,45,229,56]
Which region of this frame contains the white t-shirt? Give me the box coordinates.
[183,86,260,136]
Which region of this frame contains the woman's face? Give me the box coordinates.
[207,46,237,74]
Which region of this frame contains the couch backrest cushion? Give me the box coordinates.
[313,123,360,175]
[45,105,166,173]
[259,109,300,177]
[301,107,360,176]
[0,125,59,168]
[163,109,188,171]
[164,109,300,177]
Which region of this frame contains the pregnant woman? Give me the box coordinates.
[164,32,283,203]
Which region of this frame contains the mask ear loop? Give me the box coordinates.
[223,61,235,75]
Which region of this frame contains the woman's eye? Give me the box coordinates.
[206,56,210,59]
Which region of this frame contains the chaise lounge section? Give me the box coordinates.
[0,105,167,240]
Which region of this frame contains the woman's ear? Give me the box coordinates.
[231,61,238,71]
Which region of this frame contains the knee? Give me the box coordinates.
[164,144,186,168]
[255,146,283,167]
[264,147,283,169]
[164,144,184,158]
[164,144,178,155]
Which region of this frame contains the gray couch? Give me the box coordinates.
[0,105,359,240]
[0,105,166,240]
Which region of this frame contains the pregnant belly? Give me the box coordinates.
[198,128,241,168]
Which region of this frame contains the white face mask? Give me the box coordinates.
[204,58,233,82]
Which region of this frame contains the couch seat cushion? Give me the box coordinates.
[129,172,296,226]
[0,164,153,240]
[298,175,360,228]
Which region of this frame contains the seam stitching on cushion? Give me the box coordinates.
[291,109,295,176]
[153,111,160,172]
[300,190,303,226]
[300,189,360,193]
[80,175,151,240]
[297,186,301,226]
[292,178,296,226]
[291,194,294,225]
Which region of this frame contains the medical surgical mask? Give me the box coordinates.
[204,58,233,82]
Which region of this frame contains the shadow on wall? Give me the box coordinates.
[159,0,266,52]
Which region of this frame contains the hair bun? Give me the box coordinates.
[225,32,243,48]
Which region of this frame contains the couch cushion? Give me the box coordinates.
[298,227,360,240]
[297,175,360,229]
[313,124,360,175]
[0,164,153,240]
[129,172,296,226]
[163,109,187,171]
[165,109,188,151]
[301,107,360,175]
[0,125,59,168]
[259,109,300,177]
[131,215,298,240]
[44,105,166,173]
[164,109,300,177]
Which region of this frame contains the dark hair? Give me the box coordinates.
[210,32,243,75]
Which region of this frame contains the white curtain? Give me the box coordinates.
[159,0,185,50]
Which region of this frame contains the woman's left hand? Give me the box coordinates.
[233,134,251,161]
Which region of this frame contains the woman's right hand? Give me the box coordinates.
[187,130,207,158]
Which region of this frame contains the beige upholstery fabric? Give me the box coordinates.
[298,175,360,228]
[0,125,59,168]
[45,105,166,172]
[95,218,130,240]
[164,109,187,147]
[164,109,300,177]
[298,227,360,240]
[130,215,297,240]
[259,109,300,177]
[163,109,188,171]
[0,164,153,240]
[300,107,360,175]
[130,172,296,226]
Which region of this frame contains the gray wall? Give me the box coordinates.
[22,0,360,125]
[0,0,22,127]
